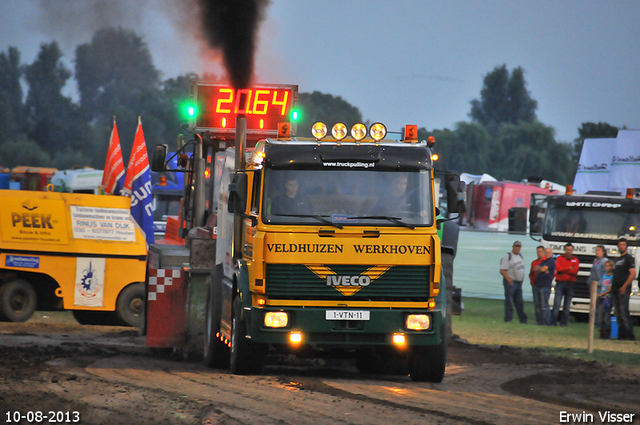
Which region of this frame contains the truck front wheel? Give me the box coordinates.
[0,279,37,322]
[116,283,145,328]
[230,297,265,375]
[204,269,229,368]
[409,324,447,383]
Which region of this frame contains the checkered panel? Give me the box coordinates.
[148,268,183,301]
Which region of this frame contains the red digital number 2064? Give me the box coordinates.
[215,88,289,116]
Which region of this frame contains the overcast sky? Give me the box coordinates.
[1,0,638,143]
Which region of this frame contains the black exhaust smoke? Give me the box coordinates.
[197,0,271,90]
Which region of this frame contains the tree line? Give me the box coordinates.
[0,27,622,184]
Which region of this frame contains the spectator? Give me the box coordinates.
[597,260,614,339]
[589,245,609,328]
[552,243,579,326]
[529,246,545,325]
[499,241,527,324]
[533,246,556,325]
[611,238,636,340]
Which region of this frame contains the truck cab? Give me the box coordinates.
[211,121,465,382]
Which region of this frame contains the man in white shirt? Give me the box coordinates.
[499,241,528,323]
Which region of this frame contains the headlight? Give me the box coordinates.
[332,123,348,141]
[264,312,289,328]
[351,123,367,141]
[369,122,387,141]
[311,122,327,140]
[406,314,431,330]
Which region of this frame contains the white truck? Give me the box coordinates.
[530,191,640,320]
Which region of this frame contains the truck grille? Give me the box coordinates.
[265,264,430,301]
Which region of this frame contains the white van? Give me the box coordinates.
[51,168,104,194]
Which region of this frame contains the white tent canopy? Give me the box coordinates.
[573,138,616,193]
[573,130,640,194]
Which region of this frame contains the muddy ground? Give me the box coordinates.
[1,313,639,425]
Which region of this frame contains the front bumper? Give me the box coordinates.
[245,306,443,348]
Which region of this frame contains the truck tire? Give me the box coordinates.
[230,296,265,375]
[204,269,229,368]
[0,279,37,322]
[409,324,447,383]
[116,283,145,328]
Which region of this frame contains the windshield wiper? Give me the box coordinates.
[346,215,415,230]
[274,214,343,229]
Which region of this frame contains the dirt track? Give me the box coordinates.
[1,313,639,425]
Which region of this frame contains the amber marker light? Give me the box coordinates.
[311,122,328,140]
[392,333,406,345]
[369,122,387,141]
[406,314,431,331]
[431,154,439,161]
[351,123,367,141]
[332,123,348,141]
[257,298,266,306]
[289,331,303,344]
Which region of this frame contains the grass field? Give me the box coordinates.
[452,298,640,368]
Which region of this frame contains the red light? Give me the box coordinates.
[260,119,264,129]
[222,117,227,128]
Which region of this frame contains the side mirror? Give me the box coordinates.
[151,144,167,172]
[228,172,248,214]
[529,205,540,234]
[529,205,538,224]
[446,174,467,214]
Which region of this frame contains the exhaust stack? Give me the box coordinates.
[233,115,247,259]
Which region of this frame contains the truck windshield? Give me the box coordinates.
[262,169,433,227]
[544,202,640,243]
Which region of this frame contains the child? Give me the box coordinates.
[597,260,614,339]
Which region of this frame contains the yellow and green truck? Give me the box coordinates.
[148,82,465,382]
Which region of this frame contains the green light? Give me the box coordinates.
[188,106,195,117]
[291,109,300,121]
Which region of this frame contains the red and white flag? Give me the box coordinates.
[101,119,126,195]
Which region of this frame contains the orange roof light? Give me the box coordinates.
[404,125,418,141]
[427,136,435,148]
[626,188,634,199]
[566,184,573,195]
[278,122,290,138]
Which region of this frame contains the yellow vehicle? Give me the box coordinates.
[0,189,147,326]
[148,83,465,382]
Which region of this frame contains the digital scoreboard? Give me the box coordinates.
[188,82,298,137]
